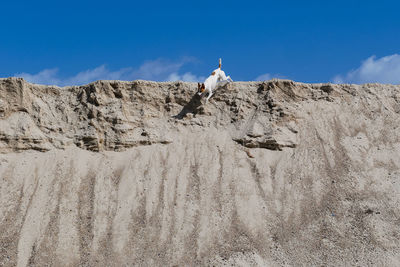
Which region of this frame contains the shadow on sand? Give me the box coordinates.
[174,82,232,119]
[174,93,205,119]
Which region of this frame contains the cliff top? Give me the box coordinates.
[1,77,400,153]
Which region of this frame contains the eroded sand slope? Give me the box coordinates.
[1,78,400,266]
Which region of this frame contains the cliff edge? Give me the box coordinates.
[1,78,400,266]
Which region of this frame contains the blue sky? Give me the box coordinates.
[1,0,400,85]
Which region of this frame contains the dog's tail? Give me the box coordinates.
[219,58,221,69]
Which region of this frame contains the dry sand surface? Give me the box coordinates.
[1,78,400,266]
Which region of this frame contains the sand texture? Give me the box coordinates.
[1,78,400,266]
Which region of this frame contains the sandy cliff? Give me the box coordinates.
[1,77,400,266]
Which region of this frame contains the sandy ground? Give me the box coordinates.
[1,78,400,266]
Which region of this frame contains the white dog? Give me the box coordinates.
[197,58,233,102]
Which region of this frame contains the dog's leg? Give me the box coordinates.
[205,90,213,102]
[219,71,228,81]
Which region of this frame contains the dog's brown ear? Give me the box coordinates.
[201,83,205,92]
[198,82,201,89]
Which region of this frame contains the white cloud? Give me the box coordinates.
[16,68,62,85]
[64,65,131,85]
[333,54,400,84]
[132,59,183,80]
[14,57,204,86]
[255,73,285,81]
[255,73,272,81]
[166,72,205,82]
[15,65,133,86]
